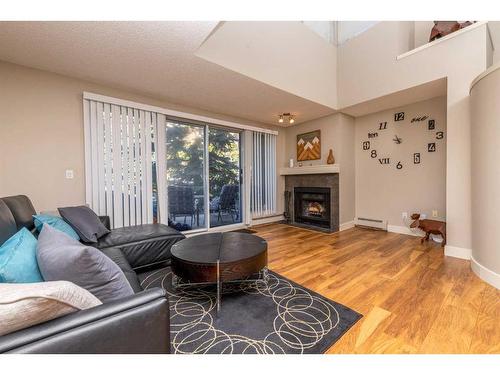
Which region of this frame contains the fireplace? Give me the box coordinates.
[294,187,331,229]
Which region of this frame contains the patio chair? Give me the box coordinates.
[168,185,195,226]
[210,184,239,223]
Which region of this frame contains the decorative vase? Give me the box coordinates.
[327,149,335,164]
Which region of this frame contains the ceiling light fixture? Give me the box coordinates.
[278,113,295,124]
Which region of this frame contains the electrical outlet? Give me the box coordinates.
[402,212,408,219]
[65,169,74,179]
[432,210,438,218]
[421,213,427,219]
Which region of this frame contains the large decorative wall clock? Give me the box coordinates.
[361,112,445,170]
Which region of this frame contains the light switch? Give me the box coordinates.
[65,169,74,179]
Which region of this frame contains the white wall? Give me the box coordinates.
[413,21,434,49]
[337,21,490,252]
[284,113,355,224]
[355,97,447,228]
[0,61,285,214]
[470,63,500,287]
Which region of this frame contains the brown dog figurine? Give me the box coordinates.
[410,213,446,247]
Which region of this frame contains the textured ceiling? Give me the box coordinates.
[0,21,334,125]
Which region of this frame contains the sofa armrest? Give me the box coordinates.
[0,288,170,354]
[99,215,111,231]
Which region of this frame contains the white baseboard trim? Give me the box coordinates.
[387,225,423,237]
[471,256,500,289]
[251,214,284,226]
[444,245,472,260]
[339,220,355,231]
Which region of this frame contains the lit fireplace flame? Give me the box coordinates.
[306,202,325,217]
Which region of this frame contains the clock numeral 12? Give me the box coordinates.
[414,153,421,164]
[394,112,405,121]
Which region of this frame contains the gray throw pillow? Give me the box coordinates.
[58,205,110,243]
[36,224,134,303]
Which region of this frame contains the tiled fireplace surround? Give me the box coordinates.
[284,173,339,233]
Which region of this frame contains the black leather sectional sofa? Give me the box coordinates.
[0,195,185,354]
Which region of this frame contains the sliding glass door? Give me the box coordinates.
[165,121,206,230]
[208,128,242,228]
[160,121,242,232]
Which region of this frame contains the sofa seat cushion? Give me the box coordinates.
[94,224,185,270]
[100,248,142,293]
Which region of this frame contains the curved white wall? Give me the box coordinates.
[470,64,500,289]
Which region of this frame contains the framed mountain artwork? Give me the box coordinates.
[297,130,321,161]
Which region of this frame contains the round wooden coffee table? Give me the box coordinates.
[170,232,268,313]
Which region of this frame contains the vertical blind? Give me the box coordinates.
[83,98,163,228]
[251,132,277,218]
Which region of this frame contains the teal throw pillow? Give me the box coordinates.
[0,228,43,283]
[33,214,80,241]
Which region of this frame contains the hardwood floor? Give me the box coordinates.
[252,224,500,354]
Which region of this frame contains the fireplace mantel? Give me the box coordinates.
[279,164,340,175]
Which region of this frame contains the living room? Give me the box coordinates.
[0,0,499,372]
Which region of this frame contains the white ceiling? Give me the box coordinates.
[196,21,338,109]
[0,21,334,125]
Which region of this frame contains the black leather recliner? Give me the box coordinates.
[0,195,185,354]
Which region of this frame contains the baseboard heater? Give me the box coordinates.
[355,217,388,231]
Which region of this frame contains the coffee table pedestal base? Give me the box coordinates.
[171,267,269,315]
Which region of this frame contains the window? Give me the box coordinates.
[208,127,242,228]
[165,121,206,230]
